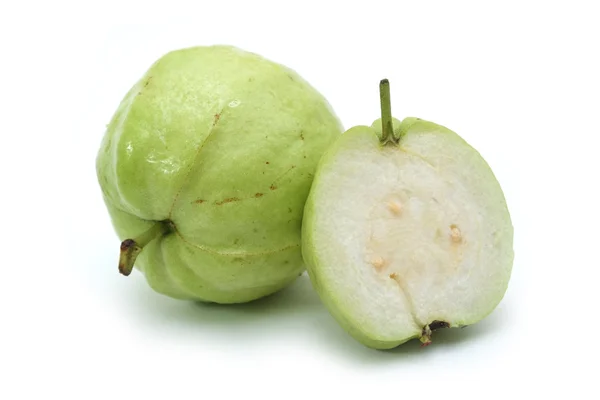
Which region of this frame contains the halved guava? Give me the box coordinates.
[302,80,513,348]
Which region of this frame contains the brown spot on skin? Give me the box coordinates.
[288,74,295,81]
[266,161,270,165]
[213,113,221,126]
[300,133,304,140]
[268,165,297,190]
[303,155,306,159]
[389,272,398,280]
[194,199,206,204]
[255,193,264,198]
[144,76,153,87]
[215,197,240,205]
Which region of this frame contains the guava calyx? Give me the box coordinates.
[118,220,173,276]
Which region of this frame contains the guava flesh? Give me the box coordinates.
[97,45,343,303]
[302,118,513,348]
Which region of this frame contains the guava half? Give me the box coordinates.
[302,80,514,348]
[96,45,343,303]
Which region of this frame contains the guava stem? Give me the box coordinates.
[379,79,395,144]
[118,221,170,276]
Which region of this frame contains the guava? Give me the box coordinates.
[96,45,343,303]
[302,79,514,348]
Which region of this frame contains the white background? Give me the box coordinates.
[1,1,599,398]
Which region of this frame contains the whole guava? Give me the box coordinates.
[96,45,343,303]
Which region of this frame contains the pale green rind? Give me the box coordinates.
[97,45,343,303]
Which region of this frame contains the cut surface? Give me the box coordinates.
[302,119,514,347]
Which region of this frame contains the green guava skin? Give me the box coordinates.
[96,45,343,303]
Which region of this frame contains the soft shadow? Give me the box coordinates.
[126,272,330,342]
[124,270,512,362]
